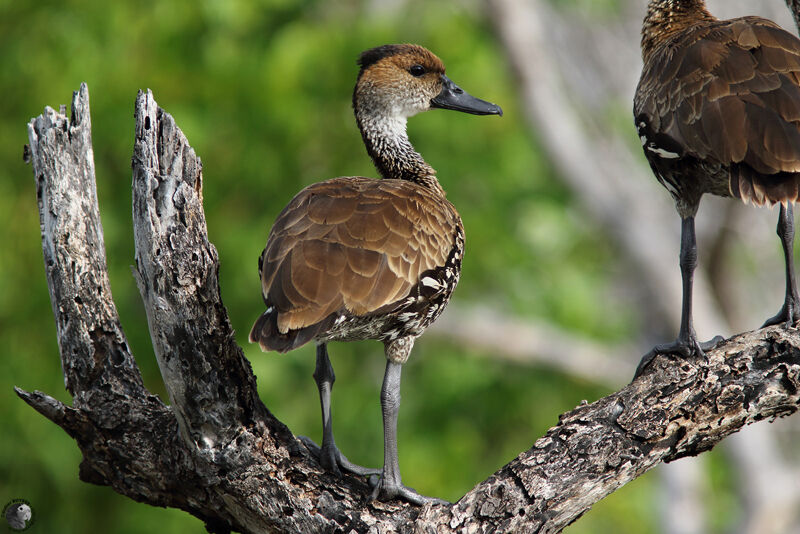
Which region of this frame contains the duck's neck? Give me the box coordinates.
[642,0,715,61]
[354,107,444,195]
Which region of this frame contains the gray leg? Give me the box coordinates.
[371,339,447,505]
[299,343,380,477]
[763,203,800,327]
[313,343,340,475]
[671,215,715,354]
[635,216,723,378]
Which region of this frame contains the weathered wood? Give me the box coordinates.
[21,84,238,530]
[788,0,800,31]
[131,89,275,447]
[19,85,800,533]
[425,327,800,533]
[26,83,143,398]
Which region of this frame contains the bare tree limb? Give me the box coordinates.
[429,305,633,386]
[130,89,278,450]
[420,327,800,533]
[19,85,800,534]
[26,84,143,399]
[658,459,709,534]
[22,83,229,529]
[727,424,800,534]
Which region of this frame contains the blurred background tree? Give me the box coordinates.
[1,0,798,532]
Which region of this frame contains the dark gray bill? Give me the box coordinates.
[431,75,503,116]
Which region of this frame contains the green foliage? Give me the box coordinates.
[1,0,662,532]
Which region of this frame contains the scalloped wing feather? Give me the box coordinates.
[258,177,458,336]
[635,16,800,205]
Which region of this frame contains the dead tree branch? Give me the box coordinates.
[429,305,633,386]
[18,85,800,533]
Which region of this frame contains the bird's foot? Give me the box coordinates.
[633,335,725,379]
[762,297,800,328]
[299,436,381,478]
[368,475,449,506]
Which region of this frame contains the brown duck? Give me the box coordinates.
[634,0,800,374]
[250,44,502,503]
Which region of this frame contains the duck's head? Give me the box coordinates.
[353,44,503,120]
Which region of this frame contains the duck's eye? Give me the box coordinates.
[409,64,426,77]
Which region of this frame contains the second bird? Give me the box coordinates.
[249,44,502,504]
[634,0,800,373]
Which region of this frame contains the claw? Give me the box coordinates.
[762,301,800,328]
[633,334,724,379]
[369,475,450,506]
[765,203,800,329]
[299,435,380,477]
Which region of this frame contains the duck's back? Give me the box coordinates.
[635,16,800,207]
[250,176,463,352]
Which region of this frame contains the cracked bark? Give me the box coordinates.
[19,84,800,533]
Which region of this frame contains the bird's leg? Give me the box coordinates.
[370,339,448,505]
[763,202,800,327]
[675,216,705,351]
[299,343,380,477]
[312,343,341,476]
[635,216,723,377]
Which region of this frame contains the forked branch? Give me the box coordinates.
[19,85,800,534]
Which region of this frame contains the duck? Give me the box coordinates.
[633,0,800,375]
[249,43,502,504]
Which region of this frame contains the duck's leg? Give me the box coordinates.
[300,343,380,477]
[371,338,447,505]
[763,203,800,327]
[635,216,723,378]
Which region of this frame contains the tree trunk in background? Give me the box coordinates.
[486,1,800,532]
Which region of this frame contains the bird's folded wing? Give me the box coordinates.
[635,17,800,176]
[259,177,459,333]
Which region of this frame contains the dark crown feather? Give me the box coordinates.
[357,44,409,71]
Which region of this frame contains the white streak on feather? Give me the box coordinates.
[646,145,680,159]
[421,276,440,288]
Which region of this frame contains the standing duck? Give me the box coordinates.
[634,0,800,373]
[249,44,502,504]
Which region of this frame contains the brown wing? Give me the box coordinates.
[634,17,800,203]
[258,176,459,336]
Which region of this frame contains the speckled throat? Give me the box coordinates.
[642,0,715,60]
[354,106,445,195]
